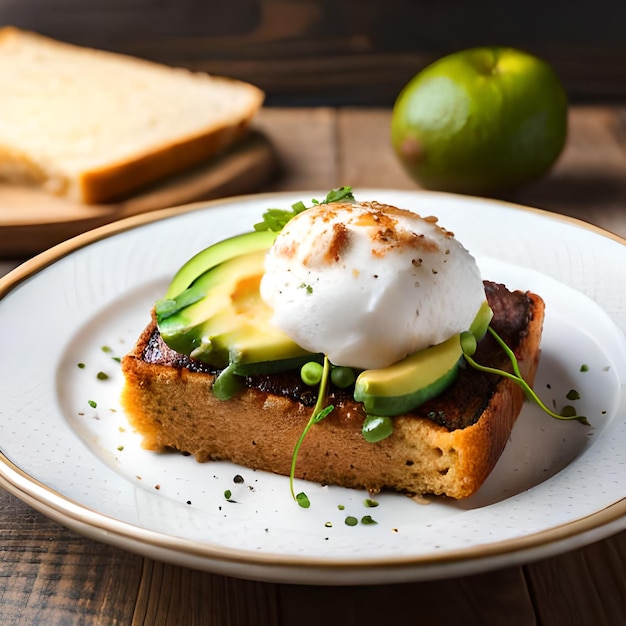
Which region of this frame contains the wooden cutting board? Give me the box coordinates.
[0,130,277,258]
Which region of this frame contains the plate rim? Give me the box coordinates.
[1,188,625,584]
[1,452,624,583]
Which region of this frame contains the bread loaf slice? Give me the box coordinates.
[121,281,544,499]
[0,27,264,204]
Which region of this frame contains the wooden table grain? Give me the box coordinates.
[1,106,625,626]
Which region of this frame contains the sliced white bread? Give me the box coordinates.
[0,27,264,204]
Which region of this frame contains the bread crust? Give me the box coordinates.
[77,114,258,204]
[121,288,544,499]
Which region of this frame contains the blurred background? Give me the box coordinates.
[2,0,625,106]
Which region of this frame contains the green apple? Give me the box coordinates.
[391,46,568,196]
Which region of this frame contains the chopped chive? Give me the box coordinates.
[296,493,311,508]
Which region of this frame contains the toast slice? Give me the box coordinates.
[121,281,544,498]
[0,27,264,204]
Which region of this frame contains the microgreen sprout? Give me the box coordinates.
[460,329,590,425]
[290,355,335,506]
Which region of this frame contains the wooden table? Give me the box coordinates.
[1,106,625,625]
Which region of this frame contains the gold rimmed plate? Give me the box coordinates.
[1,189,624,585]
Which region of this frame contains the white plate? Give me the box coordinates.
[1,189,625,585]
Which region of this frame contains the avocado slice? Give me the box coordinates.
[191,319,312,370]
[156,249,269,353]
[353,334,463,416]
[157,245,312,369]
[353,301,492,418]
[164,230,277,299]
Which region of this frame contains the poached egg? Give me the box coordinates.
[260,200,485,370]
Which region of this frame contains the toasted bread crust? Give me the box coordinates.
[121,286,544,499]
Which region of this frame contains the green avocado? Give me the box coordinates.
[156,248,269,353]
[352,301,492,418]
[156,238,311,369]
[164,230,277,299]
[353,334,463,416]
[190,316,312,370]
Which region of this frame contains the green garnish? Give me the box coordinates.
[330,366,356,389]
[314,186,356,205]
[212,363,244,400]
[88,400,97,408]
[361,515,378,525]
[296,493,311,508]
[290,355,335,506]
[77,362,85,369]
[362,415,394,442]
[580,364,589,372]
[96,371,109,380]
[300,361,324,386]
[364,498,379,508]
[345,516,358,526]
[253,186,355,232]
[460,329,590,425]
[566,389,581,401]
